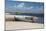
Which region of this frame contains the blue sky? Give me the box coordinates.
[5,0,44,14]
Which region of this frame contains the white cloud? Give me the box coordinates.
[30,6,34,9]
[17,3,24,8]
[13,6,16,7]
[13,3,24,8]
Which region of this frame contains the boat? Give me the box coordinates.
[14,15,38,22]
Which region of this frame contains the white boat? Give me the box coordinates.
[14,15,38,22]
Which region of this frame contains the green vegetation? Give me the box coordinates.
[15,11,32,15]
[16,12,22,14]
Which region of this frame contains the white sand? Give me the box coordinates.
[6,21,44,30]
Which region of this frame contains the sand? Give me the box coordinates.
[6,21,44,30]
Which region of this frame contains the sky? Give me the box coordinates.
[5,0,44,14]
